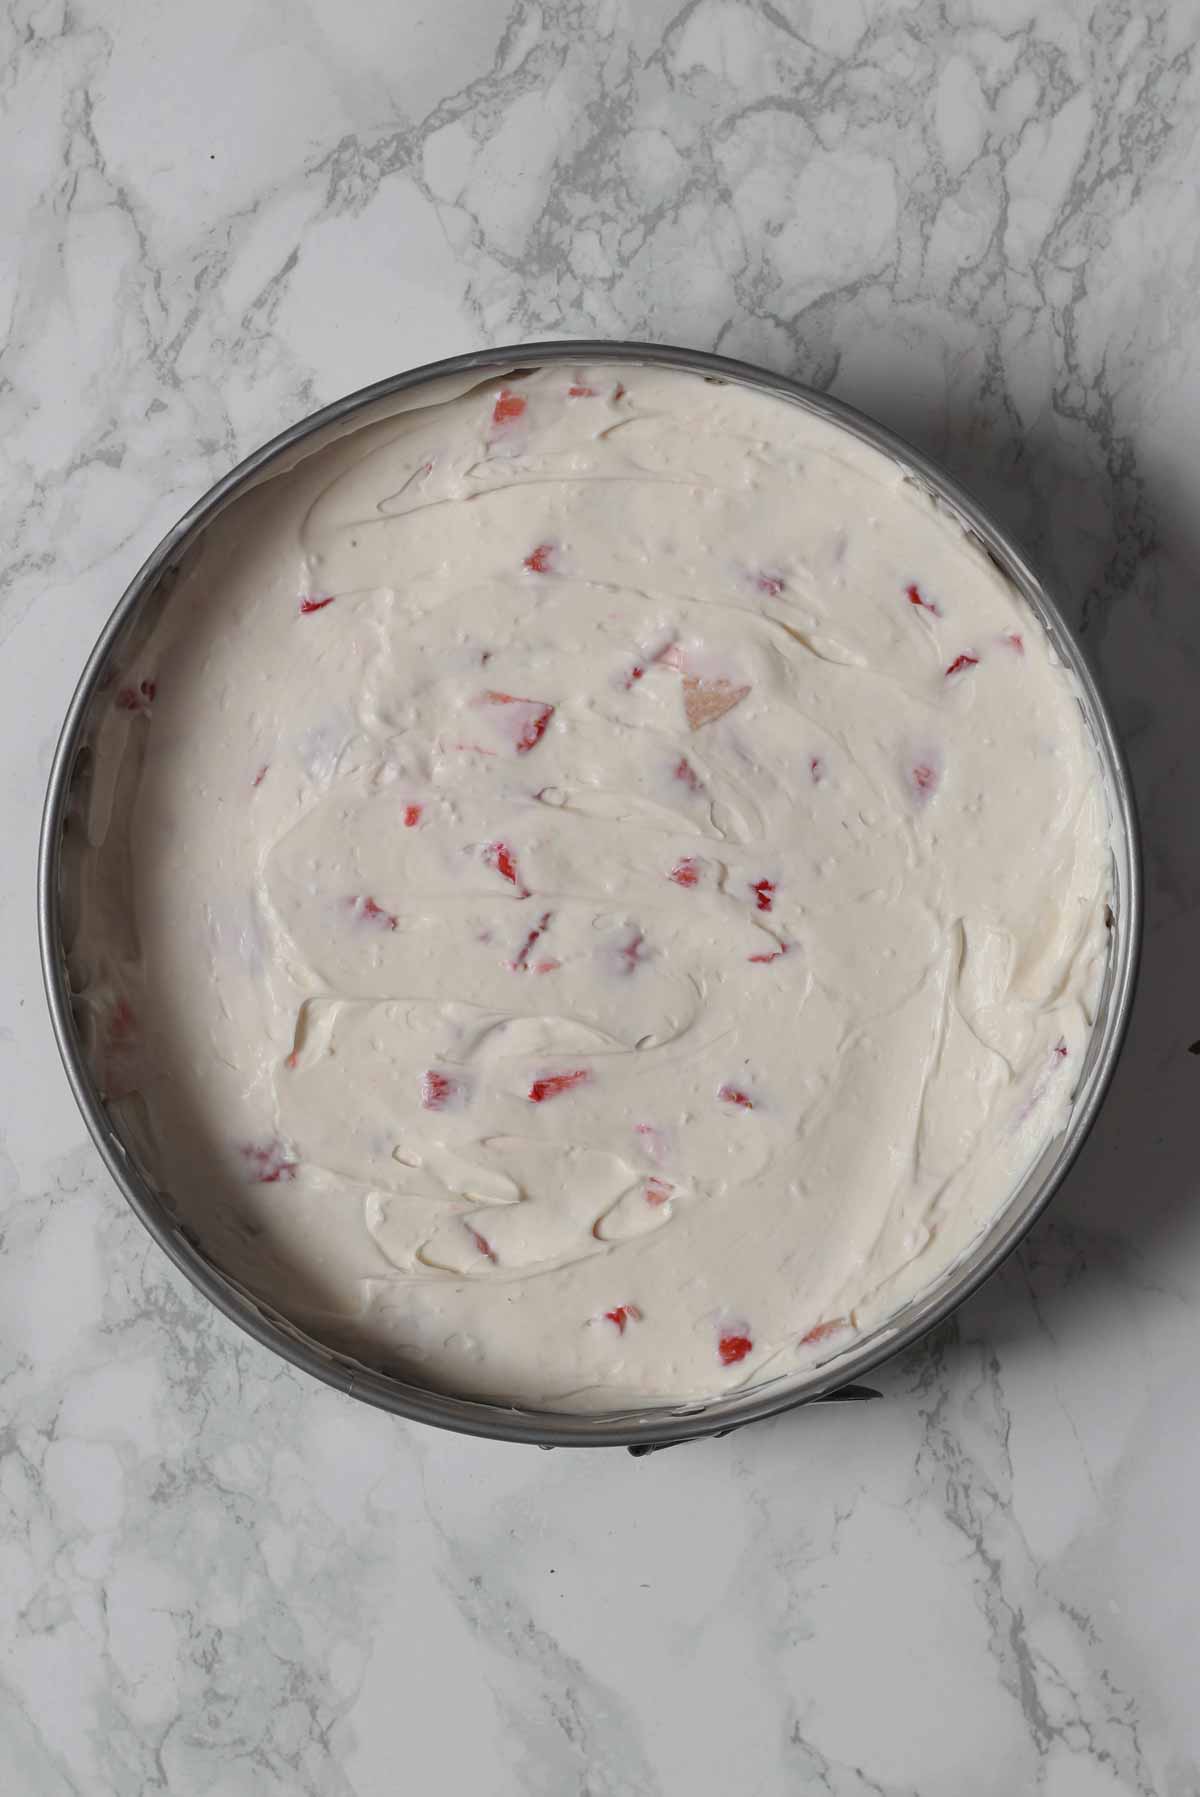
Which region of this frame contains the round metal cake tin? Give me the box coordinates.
[39,341,1143,1451]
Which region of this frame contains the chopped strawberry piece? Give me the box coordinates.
[756,572,786,596]
[669,857,700,887]
[683,675,750,731]
[492,389,526,425]
[101,999,139,1098]
[523,543,555,574]
[467,1225,498,1264]
[674,756,704,793]
[613,382,626,402]
[800,1318,846,1346]
[1004,632,1024,653]
[809,755,824,784]
[1054,1039,1069,1060]
[252,763,269,789]
[568,384,595,398]
[480,689,555,752]
[532,960,560,974]
[633,1122,666,1162]
[750,879,775,913]
[719,1333,752,1366]
[623,637,682,688]
[346,895,399,930]
[528,1070,590,1103]
[403,803,423,827]
[911,761,939,797]
[945,652,979,678]
[483,839,528,895]
[299,595,336,614]
[107,998,136,1046]
[420,1069,460,1110]
[115,679,156,712]
[619,931,647,974]
[509,910,553,970]
[604,1303,642,1333]
[748,944,788,964]
[718,1084,754,1110]
[906,583,940,615]
[241,1140,298,1184]
[644,1177,672,1208]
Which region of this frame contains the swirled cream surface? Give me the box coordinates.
[72,363,1112,1410]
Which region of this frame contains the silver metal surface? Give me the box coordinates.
[38,341,1143,1450]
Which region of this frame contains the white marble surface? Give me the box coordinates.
[3,1,1199,1790]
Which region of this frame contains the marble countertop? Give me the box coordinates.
[4,2,1199,1791]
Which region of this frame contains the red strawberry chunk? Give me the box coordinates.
[809,755,824,784]
[492,389,526,425]
[619,930,647,974]
[1004,632,1024,653]
[241,1140,298,1184]
[115,678,156,713]
[347,895,399,930]
[480,690,555,752]
[719,1333,752,1366]
[756,572,786,596]
[509,910,553,970]
[644,1177,672,1208]
[945,652,979,678]
[750,878,775,913]
[568,384,595,398]
[1054,1039,1069,1061]
[523,542,555,574]
[403,803,423,827]
[299,595,336,614]
[604,1303,642,1333]
[624,636,680,689]
[253,763,269,789]
[800,1318,846,1346]
[911,761,939,797]
[108,998,135,1042]
[528,1070,590,1103]
[420,1069,460,1110]
[906,582,940,615]
[674,756,704,793]
[483,840,528,895]
[748,944,788,964]
[468,1225,498,1264]
[634,1121,667,1162]
[669,858,700,887]
[718,1084,754,1110]
[514,705,554,752]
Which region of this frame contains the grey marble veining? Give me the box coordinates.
[4,1,1200,1791]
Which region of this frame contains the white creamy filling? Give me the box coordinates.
[71,364,1112,1409]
